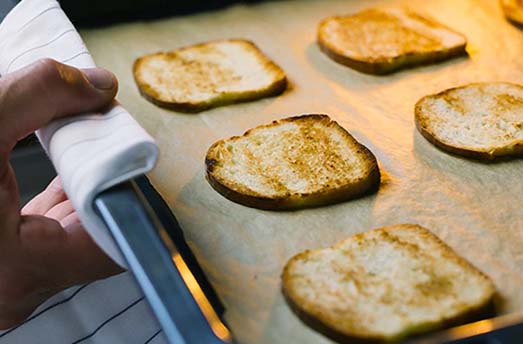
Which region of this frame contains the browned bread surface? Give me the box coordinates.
[282,224,496,343]
[501,0,523,26]
[415,82,523,160]
[317,8,467,75]
[133,39,287,112]
[205,114,380,210]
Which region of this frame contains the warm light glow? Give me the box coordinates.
[447,319,494,338]
[172,253,232,342]
[157,228,232,342]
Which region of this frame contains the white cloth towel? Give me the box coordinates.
[0,0,159,267]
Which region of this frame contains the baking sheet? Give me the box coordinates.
[81,0,523,342]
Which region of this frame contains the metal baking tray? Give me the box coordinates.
[94,177,523,343]
[94,177,234,344]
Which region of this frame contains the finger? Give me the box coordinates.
[22,177,66,216]
[60,212,80,228]
[18,214,67,247]
[19,216,124,289]
[45,200,75,222]
[0,58,118,145]
[0,164,20,234]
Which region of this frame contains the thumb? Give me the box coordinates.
[0,58,118,145]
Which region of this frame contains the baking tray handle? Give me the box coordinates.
[94,180,233,344]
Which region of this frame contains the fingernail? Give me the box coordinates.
[83,68,116,90]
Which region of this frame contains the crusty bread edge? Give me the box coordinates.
[281,224,496,343]
[282,285,495,344]
[317,13,468,75]
[500,0,523,27]
[133,38,287,113]
[414,82,523,161]
[205,114,381,210]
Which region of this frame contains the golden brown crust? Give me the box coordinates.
[317,11,467,75]
[281,224,496,343]
[414,82,523,161]
[500,0,523,27]
[318,36,467,75]
[281,285,383,344]
[133,39,287,113]
[205,114,381,210]
[282,283,494,344]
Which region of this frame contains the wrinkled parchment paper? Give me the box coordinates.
[81,0,523,342]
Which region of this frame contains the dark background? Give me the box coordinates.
[0,0,17,19]
[0,0,266,27]
[59,0,266,27]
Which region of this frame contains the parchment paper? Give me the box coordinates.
[81,0,523,342]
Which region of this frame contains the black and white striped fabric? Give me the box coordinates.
[0,0,159,268]
[0,272,167,343]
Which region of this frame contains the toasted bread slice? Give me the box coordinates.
[501,0,523,27]
[282,224,496,343]
[317,8,467,75]
[415,82,523,160]
[133,39,287,112]
[205,114,380,210]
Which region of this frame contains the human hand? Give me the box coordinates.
[0,59,124,329]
